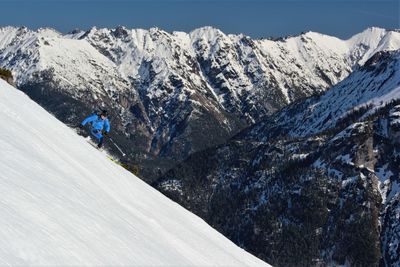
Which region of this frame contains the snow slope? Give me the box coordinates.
[0,79,269,266]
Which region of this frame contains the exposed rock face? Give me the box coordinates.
[0,26,399,180]
[155,51,400,266]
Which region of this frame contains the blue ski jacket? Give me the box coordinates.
[81,114,110,133]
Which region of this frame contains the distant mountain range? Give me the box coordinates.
[1,26,399,179]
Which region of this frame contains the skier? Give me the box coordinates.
[80,110,110,148]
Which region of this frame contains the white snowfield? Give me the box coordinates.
[0,79,270,266]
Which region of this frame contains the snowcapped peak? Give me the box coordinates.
[346,27,400,65]
[301,30,336,40]
[114,25,127,31]
[110,25,130,39]
[36,27,61,37]
[301,30,319,36]
[0,26,19,33]
[191,26,222,33]
[297,30,349,52]
[16,26,30,33]
[65,28,86,39]
[1,26,61,41]
[81,26,99,37]
[0,26,33,38]
[148,27,174,41]
[172,30,191,47]
[172,30,190,39]
[374,30,400,52]
[90,26,99,32]
[364,26,387,34]
[149,26,163,33]
[189,26,226,41]
[347,27,387,46]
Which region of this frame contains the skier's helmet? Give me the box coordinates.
[100,110,108,117]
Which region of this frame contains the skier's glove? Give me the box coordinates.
[102,131,108,136]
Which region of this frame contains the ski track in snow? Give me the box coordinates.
[0,79,269,266]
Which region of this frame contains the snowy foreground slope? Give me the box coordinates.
[0,79,269,266]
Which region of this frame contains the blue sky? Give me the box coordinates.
[0,0,398,39]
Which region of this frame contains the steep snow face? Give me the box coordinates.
[0,79,269,266]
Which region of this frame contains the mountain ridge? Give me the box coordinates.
[1,25,399,179]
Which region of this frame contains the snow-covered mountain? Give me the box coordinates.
[0,78,270,266]
[82,26,400,109]
[242,50,400,140]
[0,26,399,179]
[155,50,400,266]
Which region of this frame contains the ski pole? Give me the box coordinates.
[108,137,126,157]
